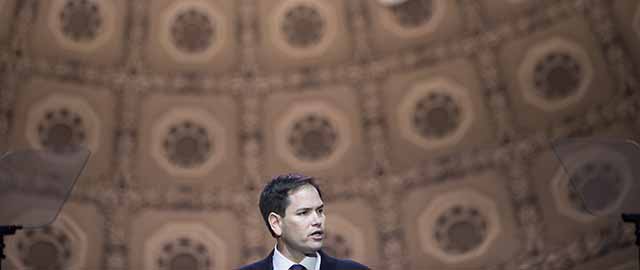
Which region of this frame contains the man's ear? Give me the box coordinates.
[268,212,283,237]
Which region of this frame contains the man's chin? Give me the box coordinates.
[305,241,323,252]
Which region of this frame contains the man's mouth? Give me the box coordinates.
[310,230,324,240]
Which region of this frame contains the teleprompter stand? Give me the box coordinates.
[0,226,22,270]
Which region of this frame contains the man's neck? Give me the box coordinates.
[276,239,314,263]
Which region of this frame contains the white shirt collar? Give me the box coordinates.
[272,244,321,270]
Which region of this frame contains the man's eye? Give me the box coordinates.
[318,208,324,214]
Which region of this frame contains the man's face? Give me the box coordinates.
[279,184,325,254]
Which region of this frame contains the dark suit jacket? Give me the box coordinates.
[238,250,369,270]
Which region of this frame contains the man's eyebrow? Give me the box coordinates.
[295,204,324,212]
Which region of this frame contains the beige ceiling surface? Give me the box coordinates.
[0,0,639,269]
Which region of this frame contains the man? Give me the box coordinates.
[238,174,369,270]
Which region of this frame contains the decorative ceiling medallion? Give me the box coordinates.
[551,147,631,223]
[518,37,593,111]
[397,78,473,150]
[378,0,445,38]
[275,101,351,171]
[8,214,87,270]
[157,238,212,270]
[26,94,101,153]
[145,223,226,270]
[418,189,501,263]
[151,108,225,178]
[48,0,116,52]
[271,0,338,58]
[282,4,324,48]
[323,215,366,262]
[161,0,227,64]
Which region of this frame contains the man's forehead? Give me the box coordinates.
[287,183,319,196]
[287,185,323,208]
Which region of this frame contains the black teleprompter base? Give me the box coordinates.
[0,226,22,270]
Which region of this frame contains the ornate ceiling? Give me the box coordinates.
[1,0,639,269]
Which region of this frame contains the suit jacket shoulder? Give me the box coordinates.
[318,250,369,270]
[236,250,369,270]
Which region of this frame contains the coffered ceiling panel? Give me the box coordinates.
[530,124,638,249]
[402,170,521,269]
[129,210,242,270]
[382,57,495,172]
[10,78,116,189]
[136,93,240,191]
[5,201,105,270]
[144,0,238,74]
[29,0,127,66]
[263,86,365,181]
[256,0,351,71]
[499,16,616,134]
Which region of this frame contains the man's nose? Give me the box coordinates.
[312,212,324,226]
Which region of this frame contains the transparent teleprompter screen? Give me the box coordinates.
[550,139,640,217]
[0,146,90,228]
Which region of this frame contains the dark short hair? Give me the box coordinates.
[259,173,323,237]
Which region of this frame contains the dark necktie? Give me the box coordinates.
[289,264,308,270]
